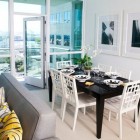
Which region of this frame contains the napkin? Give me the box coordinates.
[120,82,126,86]
[85,82,94,86]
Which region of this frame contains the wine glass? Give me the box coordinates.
[94,68,100,80]
[100,71,105,79]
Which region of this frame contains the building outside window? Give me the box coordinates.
[0,0,10,74]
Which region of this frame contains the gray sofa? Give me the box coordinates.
[0,73,60,140]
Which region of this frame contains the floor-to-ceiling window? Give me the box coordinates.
[0,0,47,77]
[0,0,10,74]
[49,0,84,68]
[0,0,84,81]
[13,0,46,78]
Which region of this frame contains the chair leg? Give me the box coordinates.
[62,101,67,122]
[72,107,79,131]
[119,113,122,139]
[83,107,86,115]
[60,98,64,118]
[135,108,138,131]
[51,91,56,110]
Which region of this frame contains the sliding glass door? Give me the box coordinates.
[24,17,45,88]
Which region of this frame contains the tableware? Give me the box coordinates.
[73,75,91,82]
[60,69,75,75]
[100,71,105,78]
[92,67,100,73]
[66,65,78,69]
[103,79,123,88]
[92,68,101,80]
[105,72,119,79]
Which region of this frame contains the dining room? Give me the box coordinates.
[1,0,140,140]
[48,0,140,140]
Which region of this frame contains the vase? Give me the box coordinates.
[84,69,91,77]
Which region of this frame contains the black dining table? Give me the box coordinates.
[48,70,129,139]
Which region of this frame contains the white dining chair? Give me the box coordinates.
[61,73,96,131]
[104,80,140,139]
[50,68,64,117]
[114,68,132,81]
[98,63,112,73]
[56,60,72,69]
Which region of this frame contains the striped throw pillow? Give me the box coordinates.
[0,102,11,123]
[0,87,5,106]
[0,110,23,140]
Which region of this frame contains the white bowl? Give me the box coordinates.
[60,69,75,75]
[105,72,119,79]
[104,79,123,88]
[74,75,91,82]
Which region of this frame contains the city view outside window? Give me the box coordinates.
[14,0,46,77]
[0,0,10,74]
[50,0,83,69]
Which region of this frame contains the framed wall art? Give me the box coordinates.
[122,11,140,59]
[96,13,122,55]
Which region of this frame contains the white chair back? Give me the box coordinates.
[61,73,78,106]
[98,63,112,72]
[120,81,140,113]
[50,68,63,96]
[56,60,72,69]
[115,68,132,80]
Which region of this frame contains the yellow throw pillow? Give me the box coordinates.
[0,87,5,106]
[0,102,11,123]
[0,110,23,140]
[0,129,22,140]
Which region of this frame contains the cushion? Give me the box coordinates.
[0,102,11,123]
[0,110,23,140]
[0,87,5,106]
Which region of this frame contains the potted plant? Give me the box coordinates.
[75,54,93,70]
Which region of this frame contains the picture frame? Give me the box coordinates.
[122,11,140,59]
[96,13,122,55]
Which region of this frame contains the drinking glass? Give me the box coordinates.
[95,69,101,80]
[100,71,105,79]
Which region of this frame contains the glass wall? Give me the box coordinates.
[13,0,46,77]
[0,0,10,73]
[50,0,83,69]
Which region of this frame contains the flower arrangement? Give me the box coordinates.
[77,53,93,70]
[76,44,102,70]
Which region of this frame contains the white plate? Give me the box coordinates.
[105,72,119,79]
[92,67,100,72]
[103,79,123,88]
[60,69,75,75]
[73,75,91,82]
[66,65,78,69]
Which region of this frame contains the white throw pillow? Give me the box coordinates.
[0,87,5,106]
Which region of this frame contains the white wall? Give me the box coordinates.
[85,0,140,80]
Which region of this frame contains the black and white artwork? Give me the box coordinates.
[64,35,70,46]
[56,35,62,45]
[50,35,54,44]
[97,14,120,55]
[123,12,140,59]
[131,20,140,47]
[102,21,114,45]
